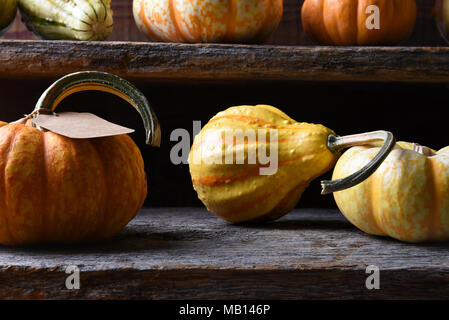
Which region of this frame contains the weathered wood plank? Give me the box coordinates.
[1,40,449,83]
[1,207,449,299]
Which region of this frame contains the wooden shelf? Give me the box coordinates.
[1,207,449,299]
[1,40,449,83]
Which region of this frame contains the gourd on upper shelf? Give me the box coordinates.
[0,0,18,36]
[435,0,449,44]
[133,0,283,43]
[18,0,114,40]
[301,0,417,45]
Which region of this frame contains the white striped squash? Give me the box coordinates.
[18,0,113,41]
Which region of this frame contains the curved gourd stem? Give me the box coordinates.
[412,143,435,156]
[321,130,395,195]
[34,71,161,147]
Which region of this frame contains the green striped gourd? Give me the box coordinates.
[18,0,113,40]
[0,0,18,36]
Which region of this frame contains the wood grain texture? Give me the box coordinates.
[1,207,449,299]
[1,40,449,82]
[1,0,446,46]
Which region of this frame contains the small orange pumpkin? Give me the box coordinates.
[0,71,161,245]
[301,0,417,45]
[133,0,283,43]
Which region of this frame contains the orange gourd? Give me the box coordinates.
[0,71,161,245]
[301,0,417,45]
[133,0,283,43]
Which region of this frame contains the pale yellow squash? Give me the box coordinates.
[333,142,449,242]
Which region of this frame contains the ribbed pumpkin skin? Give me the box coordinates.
[189,105,336,223]
[301,0,417,45]
[133,0,283,43]
[19,0,113,40]
[0,122,147,245]
[333,142,449,243]
[0,0,18,35]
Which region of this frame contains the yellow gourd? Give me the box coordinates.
[0,0,18,36]
[333,141,449,243]
[189,105,394,223]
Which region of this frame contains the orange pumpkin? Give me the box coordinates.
[301,0,417,45]
[0,71,161,245]
[133,0,283,43]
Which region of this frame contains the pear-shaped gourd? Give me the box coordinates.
[301,0,417,45]
[189,105,395,223]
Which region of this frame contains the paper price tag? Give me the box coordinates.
[33,112,134,139]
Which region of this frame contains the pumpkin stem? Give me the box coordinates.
[412,143,435,156]
[321,130,395,195]
[33,71,161,147]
